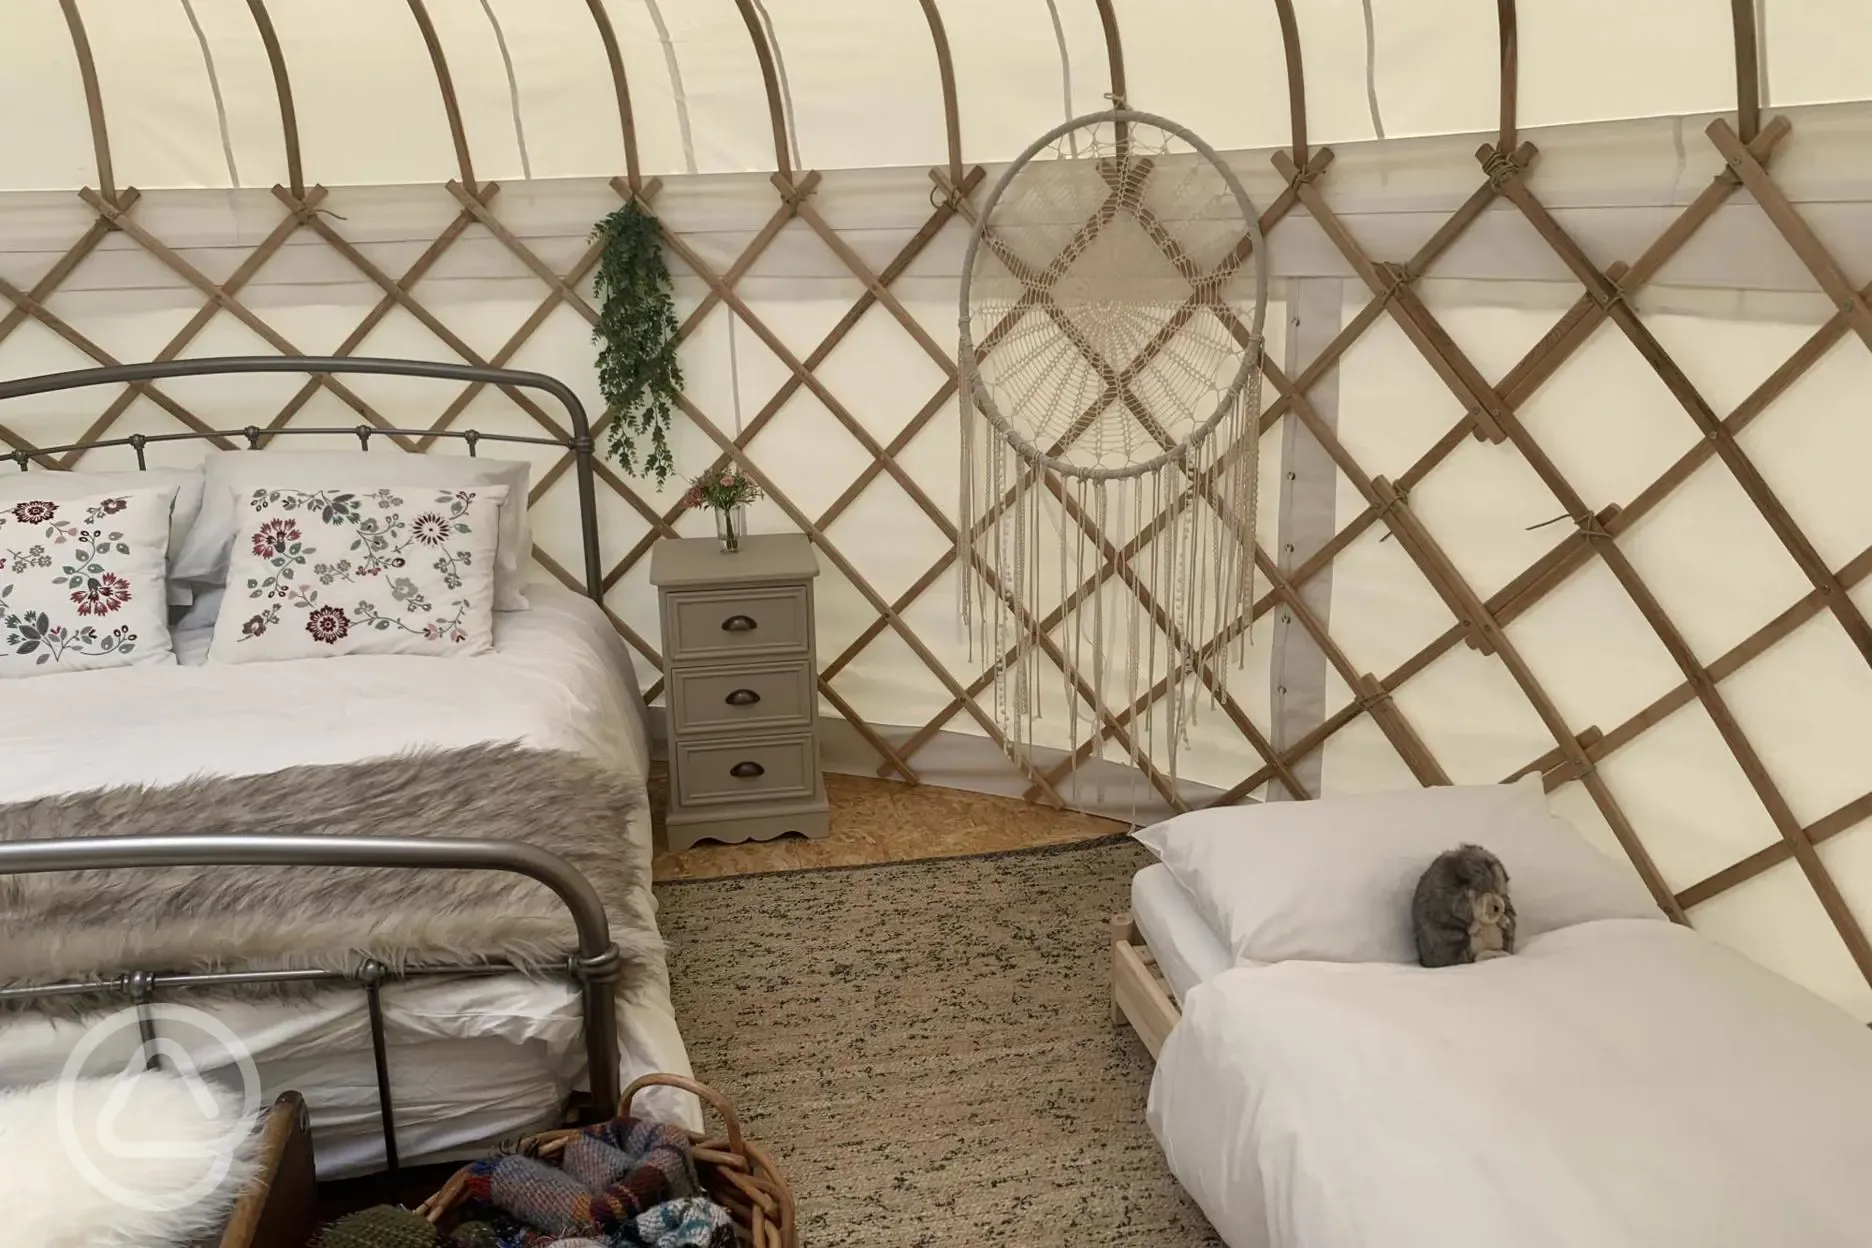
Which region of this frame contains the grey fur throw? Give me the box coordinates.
[1411,843,1516,968]
[0,742,660,1013]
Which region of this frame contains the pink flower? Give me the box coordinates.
[70,572,132,616]
[252,518,301,559]
[720,474,733,486]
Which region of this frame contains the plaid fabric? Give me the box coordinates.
[560,1134,635,1194]
[453,1112,717,1247]
[633,1197,736,1248]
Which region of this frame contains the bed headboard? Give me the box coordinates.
[0,356,605,602]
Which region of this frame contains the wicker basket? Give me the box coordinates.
[415,1073,796,1248]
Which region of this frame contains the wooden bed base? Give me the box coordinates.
[1110,913,1182,1060]
[210,1091,319,1248]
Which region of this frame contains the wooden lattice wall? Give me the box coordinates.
[2,0,1870,1005]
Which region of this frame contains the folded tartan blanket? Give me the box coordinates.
[313,1115,734,1248]
[449,1116,733,1248]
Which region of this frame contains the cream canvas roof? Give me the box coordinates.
[4,1,1871,193]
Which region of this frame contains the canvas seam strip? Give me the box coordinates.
[1042,0,1078,151]
[178,0,240,187]
[1360,0,1386,139]
[476,0,533,180]
[641,0,698,174]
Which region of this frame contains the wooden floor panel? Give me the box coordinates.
[650,765,1122,881]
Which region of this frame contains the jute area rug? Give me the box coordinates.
[657,837,1223,1247]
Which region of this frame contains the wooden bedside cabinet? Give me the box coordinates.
[650,533,829,849]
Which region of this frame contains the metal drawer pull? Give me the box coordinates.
[724,688,762,707]
[721,615,758,633]
[729,761,765,779]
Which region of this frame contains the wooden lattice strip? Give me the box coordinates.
[75,189,417,452]
[642,180,1178,798]
[1262,121,1791,615]
[925,157,1311,558]
[264,181,503,437]
[622,179,974,701]
[437,180,916,778]
[1419,252,1872,770]
[1120,162,1687,913]
[425,180,670,531]
[648,209,959,544]
[41,188,325,465]
[1465,132,1872,972]
[1497,119,1793,407]
[1367,125,1780,514]
[1272,147,1531,443]
[587,171,853,583]
[1022,523,1453,804]
[951,152,1536,786]
[0,272,232,454]
[1355,675,1451,787]
[1513,540,1872,809]
[888,167,1317,781]
[1485,392,1871,973]
[0,200,139,466]
[998,183,1465,802]
[479,173,810,556]
[1680,790,1872,910]
[1483,145,1872,668]
[1706,118,1872,352]
[283,188,643,483]
[674,387,1060,802]
[778,174,955,376]
[1226,140,1863,925]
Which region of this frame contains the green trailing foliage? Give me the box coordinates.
[591,199,682,487]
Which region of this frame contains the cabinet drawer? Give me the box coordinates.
[673,734,818,808]
[665,585,810,663]
[671,661,814,736]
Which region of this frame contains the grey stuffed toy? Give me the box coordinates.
[1411,844,1516,968]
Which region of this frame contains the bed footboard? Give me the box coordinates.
[0,834,625,1183]
[1110,912,1181,1060]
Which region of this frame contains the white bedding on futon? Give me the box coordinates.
[0,580,696,1176]
[1148,918,1872,1248]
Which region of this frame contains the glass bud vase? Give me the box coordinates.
[715,504,746,553]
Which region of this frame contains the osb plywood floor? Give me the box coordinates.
[649,764,1123,881]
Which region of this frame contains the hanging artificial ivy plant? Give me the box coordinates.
[591,198,682,487]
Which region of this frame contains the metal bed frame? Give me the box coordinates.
[0,356,628,1181]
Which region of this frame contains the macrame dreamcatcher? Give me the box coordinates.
[957,109,1269,788]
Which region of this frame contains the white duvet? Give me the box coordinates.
[0,582,697,1175]
[1150,919,1872,1248]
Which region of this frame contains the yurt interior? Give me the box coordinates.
[2,2,1871,1244]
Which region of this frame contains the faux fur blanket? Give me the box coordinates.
[0,742,659,1013]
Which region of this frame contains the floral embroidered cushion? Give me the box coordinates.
[208,484,507,664]
[0,485,181,678]
[172,451,533,611]
[0,467,205,606]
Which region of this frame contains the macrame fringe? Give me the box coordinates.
[960,347,1265,806]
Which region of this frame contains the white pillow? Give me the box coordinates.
[1133,776,1665,966]
[171,583,224,632]
[208,482,506,663]
[172,449,532,610]
[0,1071,262,1248]
[0,467,204,605]
[0,485,180,678]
